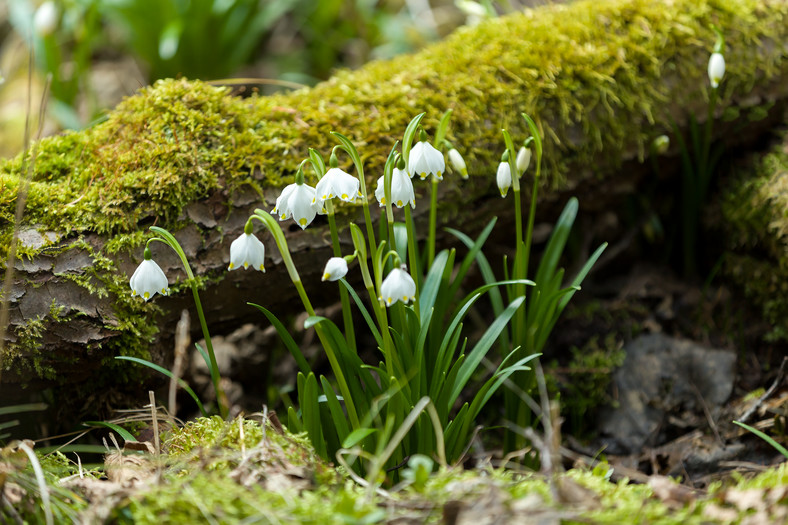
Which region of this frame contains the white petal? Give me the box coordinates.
[34,1,58,36]
[380,267,416,306]
[391,168,415,208]
[229,233,265,272]
[130,259,169,301]
[290,185,318,229]
[448,149,468,179]
[707,52,725,88]
[496,162,511,198]
[516,147,531,175]
[322,257,348,281]
[375,175,386,206]
[408,141,445,181]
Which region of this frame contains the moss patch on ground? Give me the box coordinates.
[4,416,787,523]
[1,0,787,386]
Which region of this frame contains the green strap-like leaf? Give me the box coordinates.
[115,356,207,417]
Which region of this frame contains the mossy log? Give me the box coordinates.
[1,0,788,393]
[721,129,788,342]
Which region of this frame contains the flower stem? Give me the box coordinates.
[252,210,360,429]
[148,227,228,419]
[326,202,356,353]
[427,177,438,268]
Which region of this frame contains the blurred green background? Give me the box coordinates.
[0,0,547,158]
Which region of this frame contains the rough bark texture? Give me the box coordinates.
[1,0,788,396]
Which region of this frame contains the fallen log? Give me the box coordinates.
[1,0,787,400]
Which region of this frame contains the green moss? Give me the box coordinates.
[2,0,788,384]
[721,130,788,340]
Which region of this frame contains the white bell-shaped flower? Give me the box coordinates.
[322,257,348,281]
[379,266,416,306]
[448,148,468,179]
[272,182,320,229]
[408,141,445,181]
[34,1,58,36]
[496,161,512,198]
[130,256,169,301]
[314,167,361,204]
[228,232,265,271]
[707,52,725,89]
[516,146,531,175]
[375,167,415,208]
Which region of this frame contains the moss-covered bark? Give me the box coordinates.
[1,0,787,391]
[721,130,788,341]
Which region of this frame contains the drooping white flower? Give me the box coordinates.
[272,182,320,229]
[707,52,725,89]
[34,1,58,36]
[130,256,169,301]
[496,161,512,198]
[653,135,670,154]
[228,232,265,271]
[375,167,416,208]
[314,167,361,204]
[379,266,416,306]
[408,141,445,181]
[516,146,531,175]
[322,257,348,281]
[448,148,468,179]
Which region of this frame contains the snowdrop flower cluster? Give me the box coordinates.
[130,248,169,301]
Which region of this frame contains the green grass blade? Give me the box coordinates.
[115,356,207,417]
[339,278,382,346]
[0,403,47,416]
[449,296,525,406]
[419,249,451,319]
[83,421,137,442]
[249,302,311,375]
[733,420,788,458]
[320,376,350,444]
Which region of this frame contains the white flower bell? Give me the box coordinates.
[272,181,320,229]
[379,266,416,306]
[408,130,445,181]
[707,52,725,89]
[34,1,58,36]
[516,146,531,175]
[314,158,361,204]
[322,257,348,281]
[496,160,512,198]
[130,249,170,301]
[448,148,468,179]
[228,231,265,271]
[375,165,415,209]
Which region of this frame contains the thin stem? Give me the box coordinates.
[148,228,229,419]
[427,177,438,268]
[253,210,360,429]
[326,202,356,353]
[403,206,421,310]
